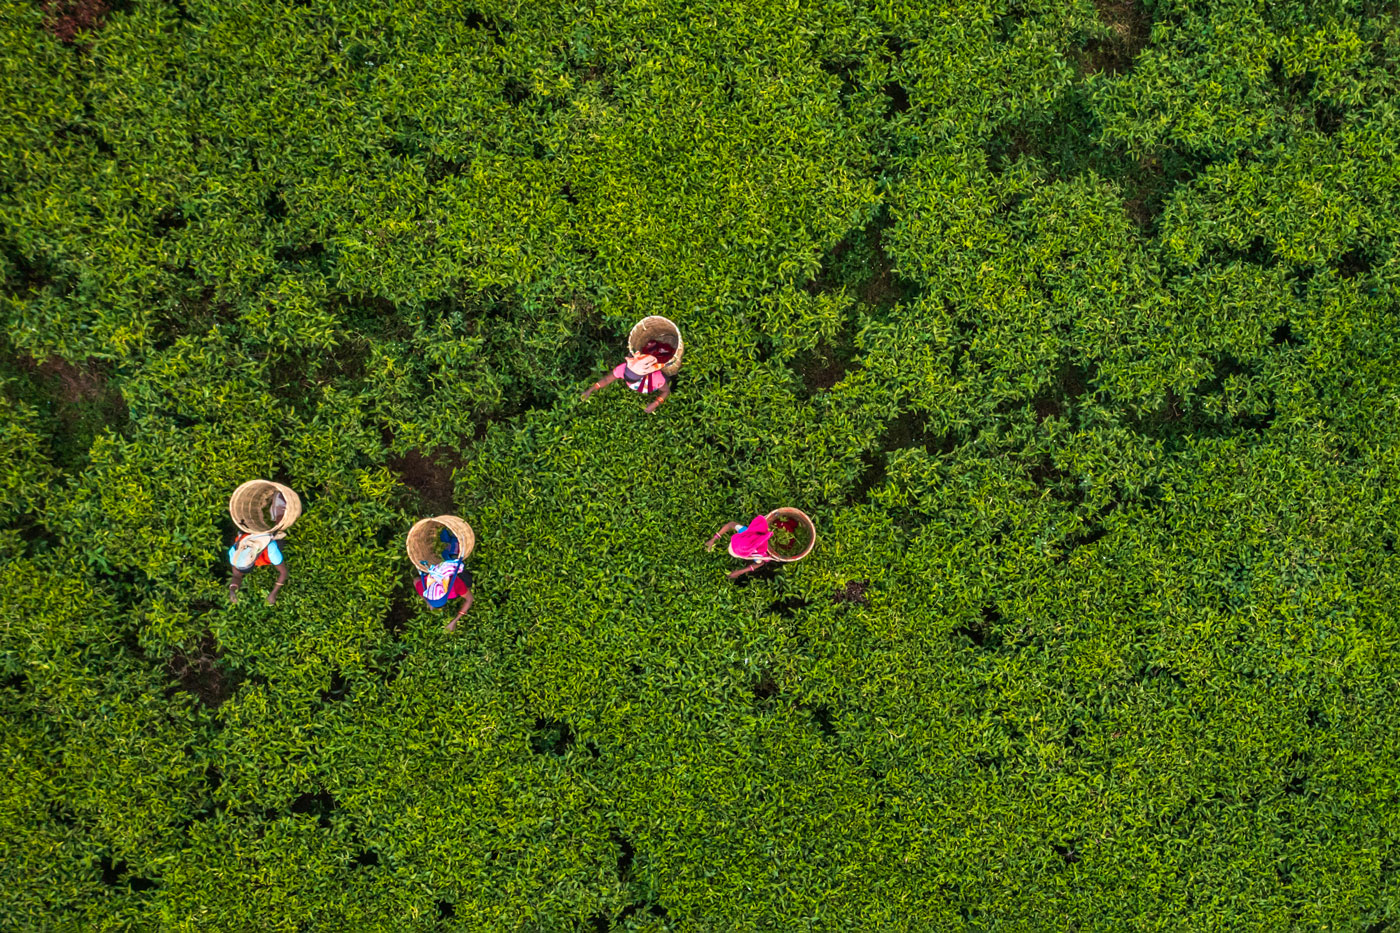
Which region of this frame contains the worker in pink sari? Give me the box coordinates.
[706,514,777,580]
[581,340,676,414]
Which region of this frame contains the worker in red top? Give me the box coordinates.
[227,493,291,605]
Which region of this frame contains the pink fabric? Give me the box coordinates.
[613,361,667,394]
[728,515,772,560]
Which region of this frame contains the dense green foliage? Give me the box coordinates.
[2,0,1399,928]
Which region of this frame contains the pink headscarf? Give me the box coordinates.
[729,515,771,560]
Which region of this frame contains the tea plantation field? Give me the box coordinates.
[2,0,1399,929]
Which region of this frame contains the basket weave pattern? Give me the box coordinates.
[406,515,476,568]
[765,508,816,562]
[628,315,685,376]
[229,480,302,534]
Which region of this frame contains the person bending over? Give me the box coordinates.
[581,339,676,414]
[415,529,474,631]
[706,513,778,580]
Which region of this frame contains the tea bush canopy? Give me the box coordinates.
[2,0,1399,928]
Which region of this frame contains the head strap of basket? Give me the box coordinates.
[406,515,476,568]
[628,315,684,376]
[229,480,302,534]
[765,507,817,562]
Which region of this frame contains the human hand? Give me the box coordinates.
[228,584,239,604]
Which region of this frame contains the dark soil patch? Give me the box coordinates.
[612,830,635,880]
[155,279,238,348]
[984,89,1207,233]
[850,410,956,505]
[318,669,349,703]
[386,449,462,515]
[153,208,186,236]
[1271,320,1302,347]
[807,206,918,310]
[752,669,780,703]
[1130,357,1276,449]
[953,606,1003,650]
[1314,102,1344,136]
[883,80,910,114]
[1112,148,1211,232]
[1080,0,1152,75]
[832,580,870,606]
[384,591,414,637]
[803,703,839,741]
[1334,247,1373,279]
[794,340,858,396]
[96,855,158,891]
[290,789,337,828]
[41,0,110,44]
[167,633,244,708]
[1030,360,1096,426]
[273,242,327,269]
[530,717,576,756]
[426,155,470,185]
[768,596,810,618]
[618,903,671,922]
[334,293,411,340]
[16,353,120,404]
[2,351,128,470]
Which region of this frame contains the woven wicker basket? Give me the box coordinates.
[766,508,816,562]
[229,480,302,534]
[628,315,684,376]
[406,515,476,568]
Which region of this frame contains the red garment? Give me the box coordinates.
[234,532,274,567]
[414,573,469,600]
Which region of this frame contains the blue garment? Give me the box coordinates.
[439,529,459,561]
[226,537,284,568]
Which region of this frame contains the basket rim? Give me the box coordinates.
[405,515,476,566]
[628,315,684,376]
[765,507,816,562]
[229,479,301,534]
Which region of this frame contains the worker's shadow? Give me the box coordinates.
[731,563,782,588]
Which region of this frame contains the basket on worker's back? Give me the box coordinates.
[765,508,816,562]
[406,515,476,569]
[628,315,684,376]
[229,480,301,534]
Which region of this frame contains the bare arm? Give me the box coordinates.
[582,373,619,400]
[447,587,474,632]
[728,561,766,580]
[644,382,671,414]
[706,522,741,551]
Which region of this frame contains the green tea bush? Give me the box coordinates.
[2,0,1399,929]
